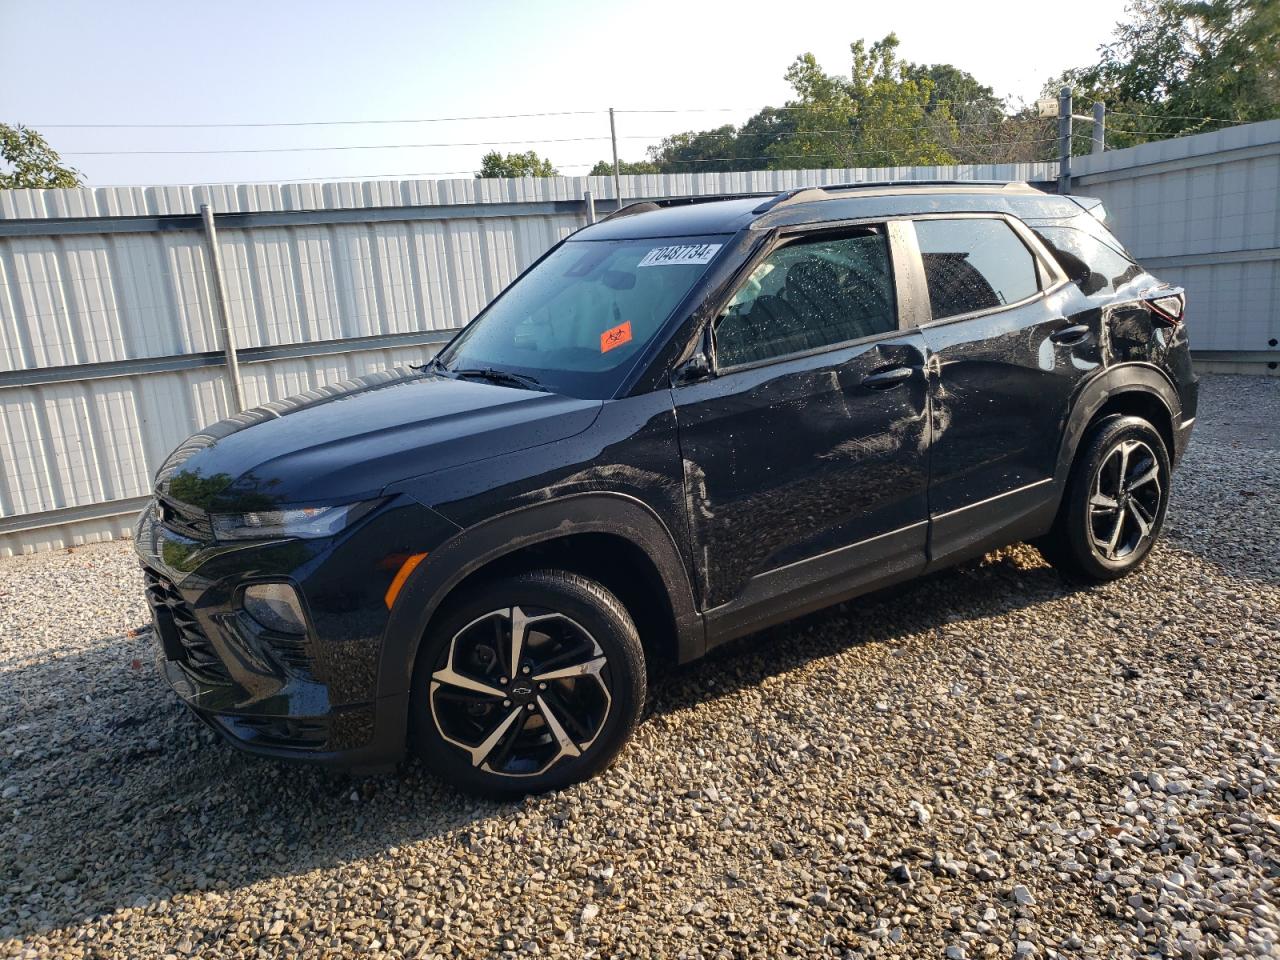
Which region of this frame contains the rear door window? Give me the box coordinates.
[915,218,1040,321]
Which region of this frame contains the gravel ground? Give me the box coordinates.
[1,373,1277,960]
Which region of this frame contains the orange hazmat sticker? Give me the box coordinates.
[600,321,633,353]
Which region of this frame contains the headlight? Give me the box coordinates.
[210,500,380,541]
[242,583,308,634]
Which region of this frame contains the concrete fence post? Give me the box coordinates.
[1058,85,1073,194]
[609,107,622,210]
[1092,101,1106,155]
[199,203,244,412]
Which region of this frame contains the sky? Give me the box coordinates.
[1,0,1130,187]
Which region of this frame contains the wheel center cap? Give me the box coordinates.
[509,680,535,701]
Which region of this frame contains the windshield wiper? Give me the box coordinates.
[409,354,450,375]
[450,367,548,392]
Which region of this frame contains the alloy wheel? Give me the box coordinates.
[1087,439,1163,561]
[429,606,612,777]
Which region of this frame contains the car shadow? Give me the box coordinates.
[0,626,506,940]
[645,544,1085,716]
[1157,375,1280,588]
[1,544,1082,941]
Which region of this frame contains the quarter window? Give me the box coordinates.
[714,229,896,368]
[1034,225,1143,295]
[915,218,1040,321]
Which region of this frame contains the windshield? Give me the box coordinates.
[438,234,729,398]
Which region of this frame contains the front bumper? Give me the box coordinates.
[1173,415,1196,465]
[160,653,408,771]
[134,495,456,770]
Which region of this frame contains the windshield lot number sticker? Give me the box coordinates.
[600,321,633,353]
[637,244,722,267]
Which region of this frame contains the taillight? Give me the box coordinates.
[1146,291,1185,325]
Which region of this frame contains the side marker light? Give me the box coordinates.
[384,552,428,610]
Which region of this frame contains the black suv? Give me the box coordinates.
[136,181,1196,794]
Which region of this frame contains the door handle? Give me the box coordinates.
[1049,323,1091,346]
[860,366,916,389]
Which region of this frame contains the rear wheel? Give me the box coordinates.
[1039,415,1171,582]
[409,569,646,795]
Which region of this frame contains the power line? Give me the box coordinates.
[628,100,1025,114]
[1102,127,1177,138]
[63,136,615,156]
[611,108,739,115]
[645,140,1060,167]
[30,110,610,129]
[281,162,599,181]
[748,100,1016,113]
[1105,110,1247,124]
[32,101,1023,130]
[92,163,609,187]
[62,122,1059,158]
[86,140,1060,187]
[631,120,1052,142]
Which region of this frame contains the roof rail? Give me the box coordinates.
[595,180,1043,226]
[751,179,1034,215]
[599,192,776,224]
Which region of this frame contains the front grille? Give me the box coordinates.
[157,497,213,541]
[143,568,230,686]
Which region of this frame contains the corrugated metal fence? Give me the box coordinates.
[0,163,1054,555]
[0,124,1274,555]
[1071,119,1280,369]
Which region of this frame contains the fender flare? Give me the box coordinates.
[376,492,704,702]
[1053,362,1182,487]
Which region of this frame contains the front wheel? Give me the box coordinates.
[409,569,646,796]
[1038,415,1172,582]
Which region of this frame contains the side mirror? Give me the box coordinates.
[672,351,712,386]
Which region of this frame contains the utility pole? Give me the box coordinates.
[1058,85,1073,195]
[1092,101,1106,155]
[609,107,622,210]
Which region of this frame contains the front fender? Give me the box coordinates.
[375,492,705,703]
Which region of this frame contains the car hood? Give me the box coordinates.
[154,367,602,513]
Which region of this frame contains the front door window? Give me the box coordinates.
[714,229,897,368]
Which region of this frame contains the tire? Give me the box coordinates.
[1038,415,1171,583]
[409,569,646,796]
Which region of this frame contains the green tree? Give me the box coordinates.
[0,124,82,189]
[476,150,558,178]
[646,125,742,172]
[908,62,1004,122]
[588,158,660,176]
[638,108,798,174]
[774,35,957,168]
[1057,0,1279,146]
[595,41,1029,174]
[901,64,1053,163]
[733,107,800,166]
